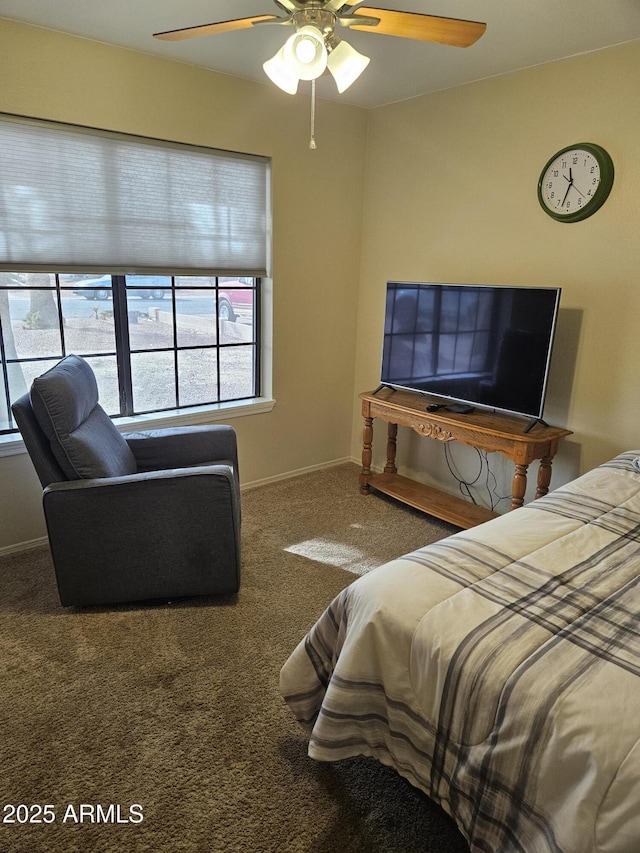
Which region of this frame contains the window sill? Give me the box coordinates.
[0,396,276,458]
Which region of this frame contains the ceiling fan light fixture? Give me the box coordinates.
[263,46,299,94]
[326,38,370,93]
[283,25,328,80]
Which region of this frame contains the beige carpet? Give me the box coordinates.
[0,463,468,853]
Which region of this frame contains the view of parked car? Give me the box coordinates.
[71,275,254,322]
[72,275,168,301]
[218,284,253,322]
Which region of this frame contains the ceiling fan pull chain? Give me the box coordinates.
[309,79,317,150]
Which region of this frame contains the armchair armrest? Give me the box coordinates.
[44,464,240,540]
[124,425,239,477]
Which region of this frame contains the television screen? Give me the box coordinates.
[380,282,561,420]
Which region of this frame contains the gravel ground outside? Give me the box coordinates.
[6,310,255,418]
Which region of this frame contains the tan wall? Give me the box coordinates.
[0,19,368,550]
[3,18,640,549]
[353,42,640,507]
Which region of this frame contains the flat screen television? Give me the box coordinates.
[380,282,561,421]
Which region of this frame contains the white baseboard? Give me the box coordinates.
[0,536,48,559]
[241,457,357,491]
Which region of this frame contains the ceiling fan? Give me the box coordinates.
[153,1,487,96]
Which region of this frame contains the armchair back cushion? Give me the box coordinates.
[30,354,137,480]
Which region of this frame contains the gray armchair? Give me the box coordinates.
[12,354,241,607]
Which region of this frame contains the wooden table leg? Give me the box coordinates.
[535,455,554,499]
[360,416,374,494]
[384,422,398,474]
[510,463,529,510]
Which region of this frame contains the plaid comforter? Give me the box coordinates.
[280,452,640,852]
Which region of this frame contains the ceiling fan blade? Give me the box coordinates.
[153,15,279,41]
[347,8,486,48]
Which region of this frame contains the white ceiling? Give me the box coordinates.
[2,0,640,108]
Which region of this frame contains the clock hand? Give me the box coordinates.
[561,167,574,207]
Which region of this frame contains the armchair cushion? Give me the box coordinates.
[30,354,137,480]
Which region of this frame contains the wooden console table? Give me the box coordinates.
[359,388,572,529]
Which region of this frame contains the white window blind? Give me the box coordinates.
[0,115,270,275]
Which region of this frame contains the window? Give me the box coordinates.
[0,114,270,436]
[0,273,260,431]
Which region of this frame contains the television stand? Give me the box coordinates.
[359,388,572,529]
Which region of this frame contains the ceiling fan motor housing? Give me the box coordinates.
[293,7,336,35]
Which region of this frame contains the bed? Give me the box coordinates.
[280,451,640,853]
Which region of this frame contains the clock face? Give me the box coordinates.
[537,143,614,222]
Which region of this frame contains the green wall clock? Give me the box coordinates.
[537,142,614,222]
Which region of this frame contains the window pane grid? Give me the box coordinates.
[0,273,260,433]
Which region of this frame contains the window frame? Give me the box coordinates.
[108,274,262,418]
[0,271,274,449]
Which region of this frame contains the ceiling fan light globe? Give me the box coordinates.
[263,48,299,94]
[295,37,317,65]
[284,26,327,81]
[327,40,370,93]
